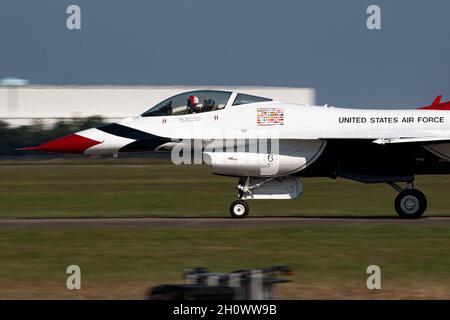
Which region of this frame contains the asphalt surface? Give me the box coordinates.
[1,216,450,228]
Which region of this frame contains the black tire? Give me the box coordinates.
[394,189,427,219]
[229,200,249,219]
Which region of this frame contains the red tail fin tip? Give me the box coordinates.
[417,95,450,110]
[432,95,442,105]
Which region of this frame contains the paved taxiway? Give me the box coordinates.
[1,216,450,228]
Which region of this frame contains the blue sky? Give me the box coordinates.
[1,0,449,108]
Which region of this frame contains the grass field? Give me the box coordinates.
[1,224,450,299]
[1,160,450,218]
[2,160,450,299]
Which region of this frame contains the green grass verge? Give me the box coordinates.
[1,225,450,299]
[1,162,450,218]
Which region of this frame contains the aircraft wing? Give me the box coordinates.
[372,136,450,160]
[372,137,450,145]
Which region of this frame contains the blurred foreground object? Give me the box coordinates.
[148,266,292,300]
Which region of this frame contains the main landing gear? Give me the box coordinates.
[228,178,428,219]
[388,181,427,219]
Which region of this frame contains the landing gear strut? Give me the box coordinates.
[228,176,302,219]
[229,177,250,219]
[388,181,427,219]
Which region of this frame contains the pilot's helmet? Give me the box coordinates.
[187,95,199,108]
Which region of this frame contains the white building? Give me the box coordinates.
[0,85,315,126]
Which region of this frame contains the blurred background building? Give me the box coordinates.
[0,82,315,126]
[0,81,315,158]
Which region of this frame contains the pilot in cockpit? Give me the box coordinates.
[187,95,200,114]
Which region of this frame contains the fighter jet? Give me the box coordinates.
[23,90,450,219]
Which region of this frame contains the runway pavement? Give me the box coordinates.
[1,216,450,228]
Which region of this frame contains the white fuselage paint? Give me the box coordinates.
[79,96,450,176]
[109,103,450,141]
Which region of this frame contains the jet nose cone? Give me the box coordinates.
[23,133,102,154]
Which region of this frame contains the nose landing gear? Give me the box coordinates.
[228,176,303,219]
[229,200,250,219]
[389,182,427,219]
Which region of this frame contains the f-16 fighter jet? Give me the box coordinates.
[23,90,450,219]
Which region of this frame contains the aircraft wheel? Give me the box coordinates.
[395,189,427,219]
[229,200,249,219]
